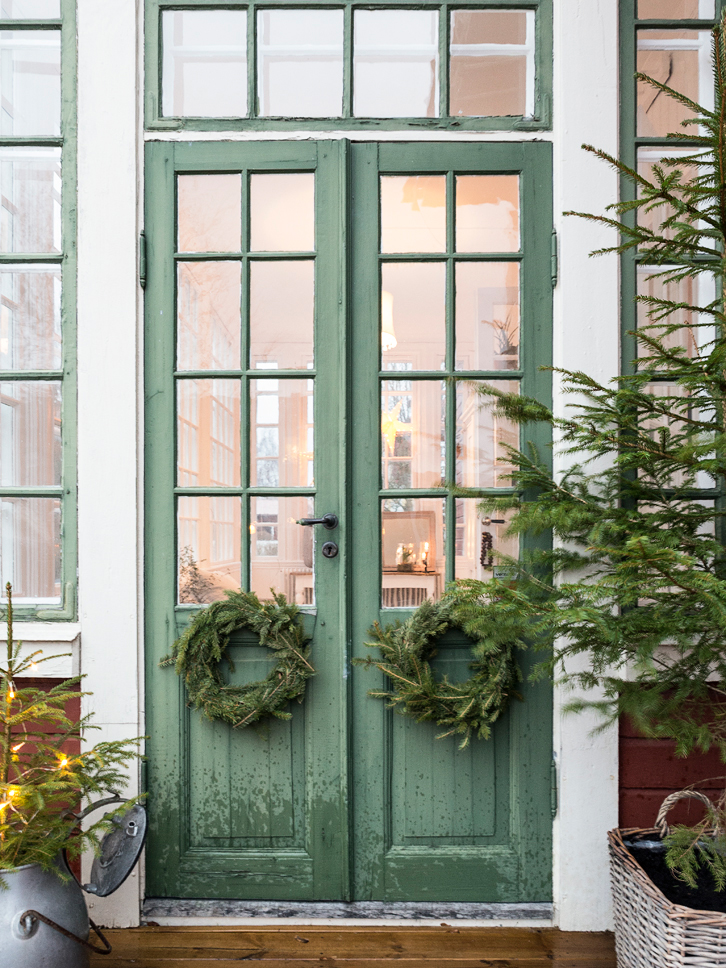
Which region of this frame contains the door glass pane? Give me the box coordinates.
[250,495,314,605]
[637,30,713,137]
[250,378,313,487]
[177,262,241,371]
[0,1,60,16]
[381,498,445,606]
[177,379,240,487]
[0,147,60,253]
[162,10,247,119]
[638,0,715,17]
[177,174,242,253]
[0,265,61,370]
[455,500,517,580]
[257,9,344,118]
[456,380,518,488]
[0,31,60,136]
[381,263,445,370]
[456,175,520,252]
[381,379,444,489]
[354,10,439,118]
[250,261,314,369]
[455,262,520,371]
[380,175,446,253]
[178,495,241,604]
[0,497,60,603]
[449,10,532,118]
[637,265,715,358]
[250,173,315,252]
[0,381,60,485]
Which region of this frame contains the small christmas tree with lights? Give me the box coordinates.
[0,583,140,882]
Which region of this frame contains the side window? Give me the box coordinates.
[0,0,75,616]
[146,0,552,131]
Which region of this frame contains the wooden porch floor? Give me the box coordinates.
[89,925,616,968]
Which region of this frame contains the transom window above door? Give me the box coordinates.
[145,1,551,130]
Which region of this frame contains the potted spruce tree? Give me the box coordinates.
[443,13,726,966]
[0,584,141,967]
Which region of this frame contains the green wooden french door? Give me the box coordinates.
[144,139,553,902]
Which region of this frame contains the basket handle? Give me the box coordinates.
[655,790,717,839]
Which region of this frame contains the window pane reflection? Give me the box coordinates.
[0,1,59,16]
[162,10,247,119]
[638,1,715,18]
[0,381,60,486]
[0,147,61,253]
[455,262,520,371]
[250,261,314,369]
[250,495,314,605]
[381,263,445,370]
[380,175,446,253]
[381,379,445,489]
[450,10,533,118]
[354,10,439,118]
[176,262,241,371]
[0,31,60,136]
[455,500,517,580]
[456,175,519,252]
[636,148,699,240]
[637,30,712,138]
[0,497,60,603]
[257,9,344,118]
[456,381,518,488]
[381,497,445,606]
[0,265,61,370]
[637,266,715,359]
[178,495,241,604]
[250,378,314,487]
[177,174,242,253]
[177,380,240,487]
[250,173,315,252]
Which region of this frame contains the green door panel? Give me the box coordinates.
[144,138,553,902]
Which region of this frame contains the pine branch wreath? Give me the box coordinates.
[358,596,521,748]
[161,590,314,728]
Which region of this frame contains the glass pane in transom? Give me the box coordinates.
[162,10,247,118]
[381,378,444,489]
[381,497,445,606]
[177,495,242,604]
[257,9,344,118]
[250,261,314,369]
[638,0,715,18]
[250,377,313,487]
[380,175,446,253]
[449,10,533,118]
[177,174,242,253]
[250,495,314,605]
[380,262,445,370]
[455,262,520,371]
[637,30,713,137]
[250,173,315,252]
[456,175,520,252]
[354,10,439,118]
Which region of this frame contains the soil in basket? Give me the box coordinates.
[628,841,726,914]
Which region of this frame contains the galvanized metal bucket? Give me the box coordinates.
[0,854,90,968]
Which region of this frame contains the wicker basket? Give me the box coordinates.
[609,791,726,968]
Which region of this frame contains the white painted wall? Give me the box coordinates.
[48,0,620,931]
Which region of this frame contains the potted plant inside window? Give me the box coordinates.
[445,14,726,966]
[0,584,142,968]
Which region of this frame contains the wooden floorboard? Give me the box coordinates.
[89,926,616,967]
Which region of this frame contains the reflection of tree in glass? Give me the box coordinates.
[178,545,214,604]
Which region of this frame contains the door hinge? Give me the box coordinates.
[550,756,558,818]
[551,229,558,289]
[139,231,147,289]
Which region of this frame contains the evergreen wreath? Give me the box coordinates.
[161,590,314,728]
[359,595,521,748]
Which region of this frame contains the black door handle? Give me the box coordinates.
[297,513,338,530]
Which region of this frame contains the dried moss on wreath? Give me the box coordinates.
[358,594,521,748]
[161,590,314,728]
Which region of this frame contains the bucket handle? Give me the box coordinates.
[654,790,719,839]
[18,909,112,955]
